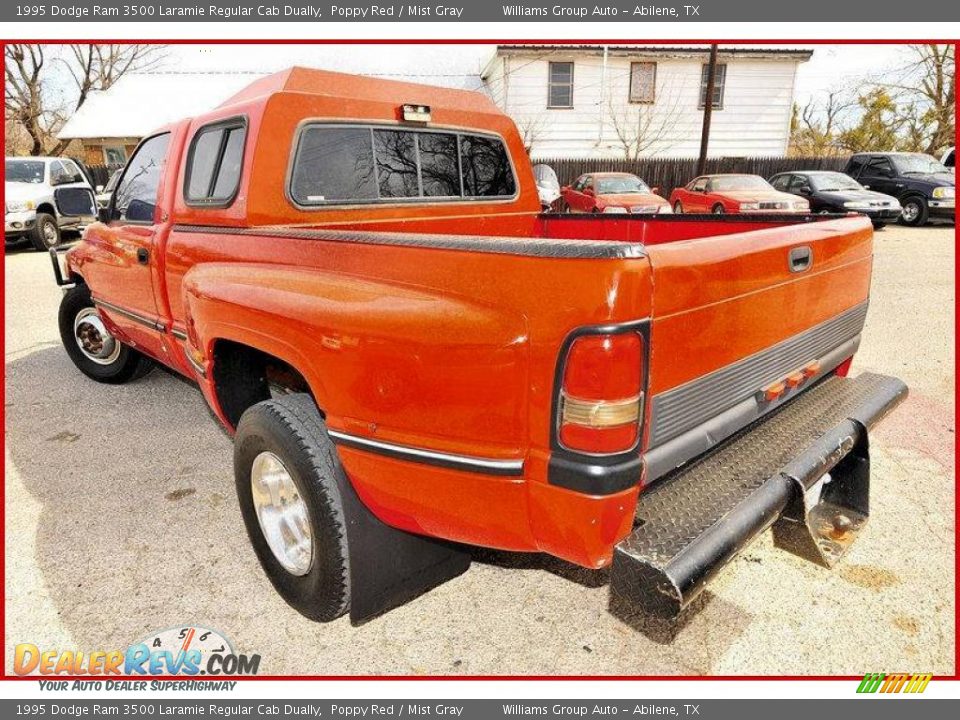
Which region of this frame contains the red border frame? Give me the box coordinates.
[1,37,957,683]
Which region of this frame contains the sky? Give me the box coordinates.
[158,43,915,104]
[37,43,918,119]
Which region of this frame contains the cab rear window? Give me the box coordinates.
[289,124,516,206]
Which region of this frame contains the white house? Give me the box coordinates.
[481,45,813,160]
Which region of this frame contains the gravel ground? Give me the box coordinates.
[4,223,955,676]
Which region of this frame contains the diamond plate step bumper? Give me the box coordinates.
[610,372,908,618]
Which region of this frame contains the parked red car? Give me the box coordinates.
[562,172,671,214]
[670,174,811,214]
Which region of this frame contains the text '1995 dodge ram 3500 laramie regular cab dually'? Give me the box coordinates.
[51,68,907,623]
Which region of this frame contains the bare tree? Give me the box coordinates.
[606,86,684,160]
[877,44,955,154]
[5,43,167,156]
[514,113,547,155]
[790,88,857,156]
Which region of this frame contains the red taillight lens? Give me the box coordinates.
[563,333,642,400]
[559,332,644,455]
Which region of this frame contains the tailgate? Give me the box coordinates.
[643,215,874,480]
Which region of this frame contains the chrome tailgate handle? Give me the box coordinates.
[789,246,812,272]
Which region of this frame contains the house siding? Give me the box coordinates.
[484,52,803,160]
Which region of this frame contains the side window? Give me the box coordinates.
[49,160,66,184]
[185,118,247,205]
[572,175,586,191]
[770,175,790,191]
[864,157,894,177]
[846,157,865,177]
[460,135,516,197]
[113,133,170,223]
[788,175,808,193]
[61,159,84,183]
[692,177,708,192]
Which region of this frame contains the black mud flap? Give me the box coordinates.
[334,470,471,624]
[610,372,907,619]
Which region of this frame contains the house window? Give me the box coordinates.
[699,63,727,110]
[629,62,657,103]
[102,145,127,166]
[548,62,574,108]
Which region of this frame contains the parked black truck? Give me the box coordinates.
[843,152,955,226]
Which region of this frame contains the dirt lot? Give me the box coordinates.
[4,223,956,676]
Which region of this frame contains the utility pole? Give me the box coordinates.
[697,44,719,177]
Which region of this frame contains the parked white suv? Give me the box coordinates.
[5,156,94,251]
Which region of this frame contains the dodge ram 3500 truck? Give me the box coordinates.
[52,68,907,623]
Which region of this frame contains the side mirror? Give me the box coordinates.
[97,207,112,224]
[53,187,97,219]
[799,185,812,195]
[584,187,595,196]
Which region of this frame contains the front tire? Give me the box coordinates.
[58,285,154,383]
[673,201,683,214]
[899,197,928,226]
[30,213,60,251]
[234,394,351,622]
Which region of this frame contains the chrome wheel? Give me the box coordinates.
[73,307,120,365]
[902,201,921,223]
[42,220,59,247]
[250,451,313,576]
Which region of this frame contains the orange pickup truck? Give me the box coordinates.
[51,68,907,623]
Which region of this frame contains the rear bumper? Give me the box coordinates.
[610,371,907,618]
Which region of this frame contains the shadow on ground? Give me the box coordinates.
[6,345,751,673]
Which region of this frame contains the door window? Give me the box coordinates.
[864,157,895,177]
[61,159,84,183]
[788,175,809,193]
[113,133,170,223]
[692,177,708,192]
[770,175,791,191]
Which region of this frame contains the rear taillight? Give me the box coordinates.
[559,333,644,455]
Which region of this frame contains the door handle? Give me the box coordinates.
[136,248,149,265]
[789,246,812,273]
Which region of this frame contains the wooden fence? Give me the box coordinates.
[535,155,850,198]
[83,164,122,187]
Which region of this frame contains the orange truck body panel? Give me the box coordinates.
[66,68,874,570]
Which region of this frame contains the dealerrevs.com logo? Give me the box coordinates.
[14,625,261,676]
[857,673,933,694]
